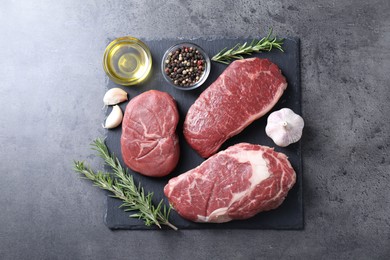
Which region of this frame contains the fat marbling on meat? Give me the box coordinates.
[121,90,180,177]
[164,143,296,223]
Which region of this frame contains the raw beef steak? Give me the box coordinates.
[164,143,296,223]
[121,90,179,177]
[184,58,287,158]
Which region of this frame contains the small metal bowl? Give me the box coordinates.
[161,42,210,90]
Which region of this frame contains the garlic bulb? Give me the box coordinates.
[103,88,128,106]
[103,105,123,129]
[265,108,304,147]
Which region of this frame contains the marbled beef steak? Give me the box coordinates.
[164,143,296,223]
[184,58,287,158]
[121,90,179,177]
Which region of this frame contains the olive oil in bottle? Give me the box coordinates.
[103,37,152,86]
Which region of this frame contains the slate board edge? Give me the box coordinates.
[103,37,303,230]
[295,37,304,230]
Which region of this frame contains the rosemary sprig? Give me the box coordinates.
[211,28,284,64]
[73,138,177,230]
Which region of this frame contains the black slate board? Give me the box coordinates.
[104,37,302,230]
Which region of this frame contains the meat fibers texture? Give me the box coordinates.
[121,90,180,177]
[184,58,287,158]
[164,143,296,223]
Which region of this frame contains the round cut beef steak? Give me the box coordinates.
[121,90,180,177]
[184,58,287,158]
[164,143,296,223]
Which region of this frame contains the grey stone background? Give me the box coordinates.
[0,0,389,259]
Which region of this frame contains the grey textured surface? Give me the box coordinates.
[0,0,389,259]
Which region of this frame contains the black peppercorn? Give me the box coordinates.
[164,45,207,88]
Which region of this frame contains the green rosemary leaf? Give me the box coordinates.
[73,138,178,230]
[211,28,284,64]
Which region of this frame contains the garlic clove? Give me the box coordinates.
[103,105,123,129]
[265,108,304,147]
[103,88,128,106]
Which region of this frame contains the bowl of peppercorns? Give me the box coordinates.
[161,42,211,90]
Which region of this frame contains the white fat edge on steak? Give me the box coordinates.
[196,147,271,223]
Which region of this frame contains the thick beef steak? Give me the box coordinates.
[121,90,180,177]
[164,143,296,223]
[184,58,287,158]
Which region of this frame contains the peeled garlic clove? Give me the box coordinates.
[265,108,304,147]
[103,105,123,129]
[103,88,128,106]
